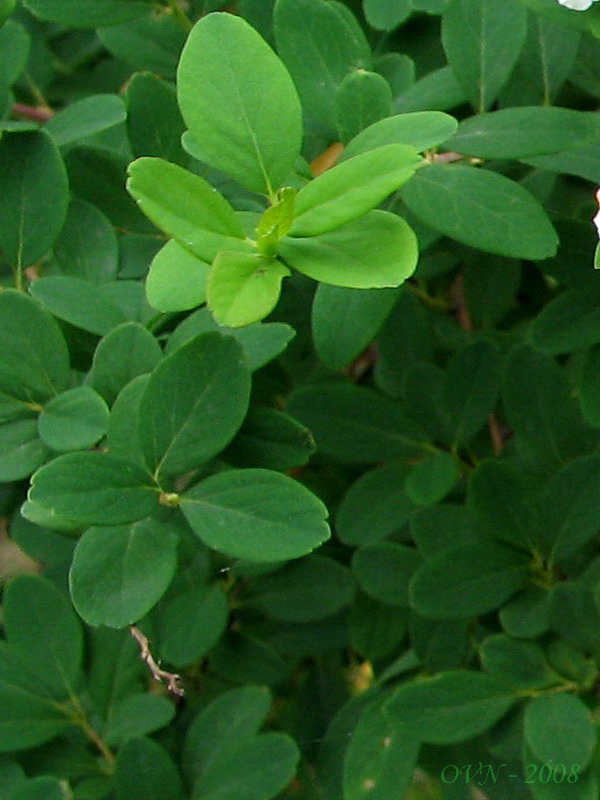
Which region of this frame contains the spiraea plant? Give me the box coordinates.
[2,0,600,798]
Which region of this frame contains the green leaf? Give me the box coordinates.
[3,574,82,697]
[223,406,315,471]
[104,693,175,747]
[385,670,517,744]
[126,72,186,165]
[247,556,355,622]
[207,252,290,327]
[352,542,423,606]
[98,13,186,79]
[341,112,458,160]
[0,130,68,268]
[52,199,119,284]
[363,0,411,30]
[445,107,600,159]
[335,70,392,144]
[193,732,299,800]
[177,12,302,195]
[499,585,551,639]
[480,634,558,689]
[442,0,527,112]
[444,340,501,445]
[290,145,421,237]
[166,308,294,370]
[410,540,529,619]
[157,583,229,667]
[394,65,465,114]
[138,332,250,478]
[126,157,245,263]
[28,452,157,527]
[88,322,162,406]
[274,0,371,138]
[343,700,419,800]
[287,383,429,463]
[462,255,521,329]
[404,452,458,506]
[336,463,413,546]
[0,420,49,482]
[349,597,408,661]
[115,737,184,800]
[503,344,596,462]
[30,276,128,336]
[8,776,66,800]
[146,240,210,313]
[181,468,330,562]
[410,503,470,556]
[38,386,109,452]
[281,210,418,288]
[70,519,178,627]
[524,694,596,771]
[552,584,600,653]
[468,459,538,550]
[312,284,400,369]
[22,0,149,26]
[106,375,148,467]
[580,344,600,426]
[45,94,126,148]
[528,285,600,355]
[401,164,558,260]
[0,20,30,87]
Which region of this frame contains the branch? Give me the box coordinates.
[130,625,185,697]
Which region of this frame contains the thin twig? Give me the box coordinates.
[129,625,185,696]
[12,102,54,122]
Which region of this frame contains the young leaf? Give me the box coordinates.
[38,386,109,452]
[146,240,210,313]
[442,0,527,112]
[385,670,517,743]
[70,520,179,628]
[138,332,251,478]
[401,164,558,260]
[27,452,157,527]
[410,540,529,619]
[177,12,302,195]
[290,145,422,237]
[126,157,245,262]
[207,251,290,327]
[0,130,68,268]
[180,468,330,562]
[281,210,418,288]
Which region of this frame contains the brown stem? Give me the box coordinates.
[130,625,185,696]
[12,102,54,122]
[310,142,344,176]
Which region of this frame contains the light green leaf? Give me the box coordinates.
[28,452,157,527]
[70,520,179,627]
[401,164,558,260]
[126,157,245,262]
[177,12,302,194]
[45,94,126,148]
[524,694,596,771]
[342,112,458,160]
[385,670,517,743]
[181,468,330,562]
[207,252,290,327]
[363,0,412,30]
[38,386,109,452]
[88,322,162,406]
[0,130,68,268]
[410,540,529,619]
[290,145,421,237]
[442,0,527,112]
[281,210,418,288]
[3,574,82,697]
[146,240,210,313]
[446,107,600,159]
[138,332,250,478]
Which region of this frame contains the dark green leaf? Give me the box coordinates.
[30,276,128,336]
[0,420,49,482]
[528,285,600,355]
[551,584,600,653]
[342,112,458,160]
[352,542,423,606]
[115,737,184,800]
[45,94,126,148]
[177,12,302,194]
[126,72,186,165]
[138,332,250,478]
[98,13,186,79]
[363,0,411,31]
[404,452,458,506]
[23,0,149,26]
[401,164,558,260]
[0,130,68,268]
[106,375,148,466]
[38,386,109,452]
[181,468,330,562]
[0,20,30,86]
[463,256,520,329]
[52,199,119,284]
[480,633,558,689]
[8,776,66,800]
[524,694,596,770]
[104,694,175,747]
[28,452,157,527]
[499,585,551,639]
[335,69,392,144]
[410,540,529,619]
[70,519,178,627]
